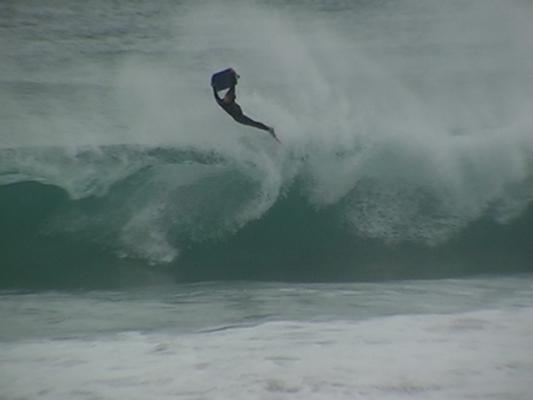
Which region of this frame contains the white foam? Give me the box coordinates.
[1,305,532,400]
[1,0,532,260]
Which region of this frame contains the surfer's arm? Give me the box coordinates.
[226,84,236,98]
[212,86,224,106]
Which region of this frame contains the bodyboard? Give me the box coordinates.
[211,68,237,91]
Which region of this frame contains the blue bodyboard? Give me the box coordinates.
[211,68,237,91]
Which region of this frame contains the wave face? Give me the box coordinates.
[1,0,532,288]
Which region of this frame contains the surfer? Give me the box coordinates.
[212,71,280,143]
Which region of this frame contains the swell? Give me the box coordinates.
[1,144,531,289]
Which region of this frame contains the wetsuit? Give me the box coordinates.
[213,85,271,132]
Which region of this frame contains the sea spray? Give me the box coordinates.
[0,0,531,287]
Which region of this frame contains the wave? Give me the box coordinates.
[2,0,533,288]
[1,142,531,289]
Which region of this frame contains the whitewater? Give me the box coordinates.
[1,0,532,398]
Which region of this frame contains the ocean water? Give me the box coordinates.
[1,0,532,399]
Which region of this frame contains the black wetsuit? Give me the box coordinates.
[213,85,271,132]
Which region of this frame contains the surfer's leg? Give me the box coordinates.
[234,114,271,131]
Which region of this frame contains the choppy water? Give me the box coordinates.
[2,276,533,399]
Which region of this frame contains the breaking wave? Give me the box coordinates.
[1,0,532,288]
